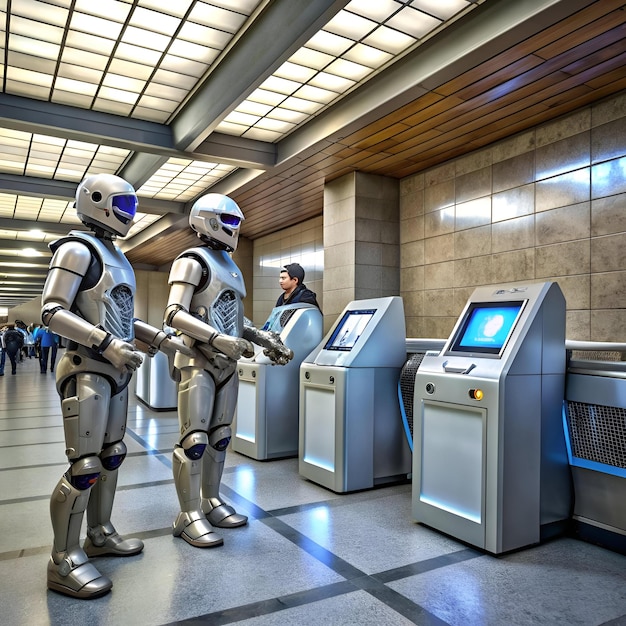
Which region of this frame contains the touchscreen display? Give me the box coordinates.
[448,301,525,356]
[324,309,376,351]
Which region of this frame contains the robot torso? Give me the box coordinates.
[179,247,246,338]
[51,231,136,342]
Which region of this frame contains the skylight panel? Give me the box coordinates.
[362,25,416,54]
[323,10,377,40]
[386,7,441,39]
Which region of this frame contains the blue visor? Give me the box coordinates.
[112,194,138,223]
[221,213,241,227]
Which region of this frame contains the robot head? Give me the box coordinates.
[75,174,138,238]
[189,193,244,252]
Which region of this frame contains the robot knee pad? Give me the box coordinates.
[209,425,231,452]
[100,441,128,471]
[181,431,209,460]
[68,456,103,490]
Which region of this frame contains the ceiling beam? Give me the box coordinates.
[0,218,73,235]
[172,0,350,152]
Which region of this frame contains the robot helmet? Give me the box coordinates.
[189,193,244,252]
[75,173,138,238]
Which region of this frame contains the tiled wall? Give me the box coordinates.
[251,216,324,328]
[400,91,626,342]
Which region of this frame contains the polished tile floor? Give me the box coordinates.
[2,353,626,626]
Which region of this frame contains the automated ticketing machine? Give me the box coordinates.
[412,282,572,554]
[233,303,323,460]
[299,296,411,493]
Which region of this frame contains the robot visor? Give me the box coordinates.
[112,194,138,224]
[221,214,241,227]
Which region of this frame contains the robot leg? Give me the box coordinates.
[172,435,223,548]
[47,457,112,599]
[200,373,248,528]
[83,442,144,557]
[83,385,143,557]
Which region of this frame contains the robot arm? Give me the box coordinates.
[41,241,143,373]
[242,319,294,366]
[164,256,254,361]
[133,319,194,358]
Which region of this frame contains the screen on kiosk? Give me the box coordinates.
[324,309,376,351]
[450,301,525,355]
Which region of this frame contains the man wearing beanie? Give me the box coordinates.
[276,263,321,310]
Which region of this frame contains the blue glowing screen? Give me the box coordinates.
[450,301,525,355]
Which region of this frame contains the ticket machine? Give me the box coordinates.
[233,303,323,460]
[299,296,410,493]
[412,282,572,554]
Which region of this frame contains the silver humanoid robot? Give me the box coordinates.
[164,193,293,548]
[41,173,190,599]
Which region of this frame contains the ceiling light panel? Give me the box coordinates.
[3,1,265,124]
[215,0,477,142]
[138,158,237,201]
[0,193,77,224]
[0,130,130,182]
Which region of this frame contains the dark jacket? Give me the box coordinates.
[4,329,24,351]
[275,284,321,310]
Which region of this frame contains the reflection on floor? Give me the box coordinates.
[2,354,626,626]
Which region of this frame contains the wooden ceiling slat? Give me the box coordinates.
[536,8,626,59]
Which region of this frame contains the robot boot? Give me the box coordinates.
[48,471,112,599]
[201,427,248,528]
[172,444,223,548]
[83,453,143,557]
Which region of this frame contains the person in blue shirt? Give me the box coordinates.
[37,326,60,374]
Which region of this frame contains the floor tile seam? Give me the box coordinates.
[161,580,357,626]
[0,409,60,417]
[373,547,484,583]
[253,515,452,625]
[0,477,176,507]
[353,573,452,625]
[0,448,171,473]
[267,485,412,517]
[0,440,65,450]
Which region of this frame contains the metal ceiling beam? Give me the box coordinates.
[0,94,276,177]
[0,218,74,235]
[0,174,77,200]
[172,0,350,152]
[0,241,51,254]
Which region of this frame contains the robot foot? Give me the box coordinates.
[84,525,144,558]
[173,511,224,548]
[47,557,112,599]
[203,502,248,528]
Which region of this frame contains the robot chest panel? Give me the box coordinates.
[76,263,136,340]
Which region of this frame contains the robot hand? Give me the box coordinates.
[243,327,294,366]
[263,341,294,366]
[102,338,144,372]
[211,334,255,360]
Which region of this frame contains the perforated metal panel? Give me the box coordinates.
[399,352,426,439]
[565,401,626,469]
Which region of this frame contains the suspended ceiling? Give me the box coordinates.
[0,0,624,307]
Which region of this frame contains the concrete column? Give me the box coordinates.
[323,171,399,331]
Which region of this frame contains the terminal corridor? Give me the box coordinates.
[2,355,626,626]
